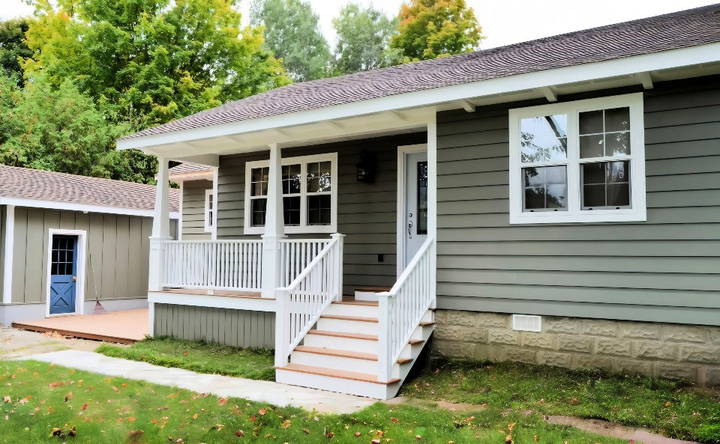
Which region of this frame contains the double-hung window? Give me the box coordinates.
[509,93,646,224]
[244,153,338,234]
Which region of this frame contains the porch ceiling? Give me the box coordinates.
[140,59,720,165]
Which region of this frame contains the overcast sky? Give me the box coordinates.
[1,0,716,49]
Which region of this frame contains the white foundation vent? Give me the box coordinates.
[512,314,542,332]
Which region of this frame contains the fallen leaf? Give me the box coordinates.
[64,392,73,402]
[234,430,245,437]
[48,382,65,388]
[81,403,88,411]
[281,420,291,429]
[218,398,228,406]
[258,408,267,416]
[390,417,399,423]
[112,386,119,392]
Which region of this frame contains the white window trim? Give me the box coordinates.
[508,93,646,224]
[243,152,338,235]
[204,188,215,234]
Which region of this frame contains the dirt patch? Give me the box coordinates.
[0,326,100,359]
[385,396,488,412]
[545,415,698,444]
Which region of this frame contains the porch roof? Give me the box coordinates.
[119,4,720,152]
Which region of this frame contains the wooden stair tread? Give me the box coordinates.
[355,286,391,292]
[295,345,377,361]
[277,363,400,385]
[397,358,413,365]
[320,314,378,323]
[332,300,379,307]
[308,329,378,341]
[408,338,425,345]
[419,321,436,327]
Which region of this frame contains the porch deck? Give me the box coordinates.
[12,308,148,344]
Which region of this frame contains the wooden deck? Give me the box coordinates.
[158,288,266,299]
[12,308,148,344]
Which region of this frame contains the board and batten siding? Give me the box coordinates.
[217,134,425,294]
[154,303,274,348]
[181,180,213,240]
[9,207,173,304]
[436,77,720,326]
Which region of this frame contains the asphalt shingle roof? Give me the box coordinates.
[0,164,180,213]
[121,4,720,142]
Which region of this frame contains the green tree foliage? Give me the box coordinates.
[390,0,483,62]
[0,72,152,180]
[24,0,289,128]
[332,3,399,74]
[251,0,331,82]
[0,18,32,86]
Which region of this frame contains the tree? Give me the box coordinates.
[251,0,331,82]
[23,0,289,129]
[390,0,482,62]
[332,3,398,75]
[0,72,145,180]
[0,18,32,86]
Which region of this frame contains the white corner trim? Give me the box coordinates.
[396,143,428,277]
[116,42,720,151]
[0,197,180,220]
[178,181,184,241]
[45,229,87,317]
[508,92,647,224]
[211,167,219,240]
[243,152,338,235]
[148,291,276,312]
[2,205,15,304]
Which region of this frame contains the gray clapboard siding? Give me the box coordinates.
[181,180,213,240]
[216,134,425,294]
[436,77,720,325]
[154,303,274,348]
[9,207,172,304]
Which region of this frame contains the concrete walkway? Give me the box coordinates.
[23,350,375,414]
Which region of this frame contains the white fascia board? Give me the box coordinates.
[148,291,276,312]
[116,42,720,151]
[0,197,180,219]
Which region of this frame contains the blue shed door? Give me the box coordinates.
[49,235,78,315]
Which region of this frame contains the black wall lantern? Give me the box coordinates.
[356,151,376,183]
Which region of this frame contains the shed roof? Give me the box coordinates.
[0,164,179,214]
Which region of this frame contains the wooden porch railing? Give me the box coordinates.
[377,237,435,382]
[274,233,344,367]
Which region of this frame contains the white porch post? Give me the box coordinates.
[262,143,285,298]
[148,157,171,294]
[427,114,438,309]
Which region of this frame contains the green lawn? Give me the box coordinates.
[1,360,626,443]
[402,358,720,443]
[96,337,274,380]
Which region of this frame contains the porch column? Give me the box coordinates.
[148,157,171,294]
[262,143,285,298]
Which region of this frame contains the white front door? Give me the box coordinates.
[403,151,428,268]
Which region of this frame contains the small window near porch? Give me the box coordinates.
[204,189,216,233]
[244,153,337,234]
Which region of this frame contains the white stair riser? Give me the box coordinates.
[304,334,378,354]
[317,317,378,334]
[291,351,378,374]
[354,291,380,302]
[325,304,378,318]
[276,368,395,399]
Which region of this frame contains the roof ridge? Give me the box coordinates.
[119,3,720,143]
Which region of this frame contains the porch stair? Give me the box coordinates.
[275,300,435,399]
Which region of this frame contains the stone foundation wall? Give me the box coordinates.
[432,310,720,386]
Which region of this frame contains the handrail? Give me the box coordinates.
[377,237,435,382]
[274,233,344,367]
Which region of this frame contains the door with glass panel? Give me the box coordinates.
[404,151,428,267]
